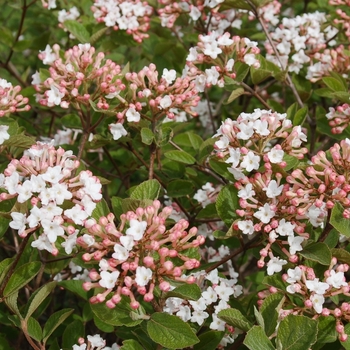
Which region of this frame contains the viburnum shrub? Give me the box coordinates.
[1,0,350,349]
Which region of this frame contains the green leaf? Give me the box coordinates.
[173,132,203,150]
[24,281,57,320]
[111,196,123,220]
[3,134,36,149]
[91,297,144,327]
[0,26,13,47]
[254,306,265,329]
[331,248,350,265]
[164,150,196,165]
[147,312,199,349]
[166,180,194,197]
[244,326,275,350]
[120,339,144,350]
[63,20,90,43]
[165,283,201,301]
[157,126,173,146]
[3,261,41,297]
[276,315,318,350]
[0,334,11,350]
[332,91,350,104]
[90,27,109,45]
[42,308,74,344]
[61,114,82,129]
[215,185,238,226]
[234,62,250,82]
[260,293,285,336]
[94,315,114,332]
[322,77,347,92]
[4,290,21,317]
[292,107,308,126]
[226,87,245,104]
[91,199,111,221]
[330,202,350,237]
[62,319,85,348]
[58,280,89,300]
[141,128,154,145]
[312,316,336,349]
[130,179,162,200]
[25,317,42,342]
[0,258,13,286]
[196,203,219,220]
[193,331,224,350]
[218,308,253,332]
[262,274,287,291]
[299,242,331,265]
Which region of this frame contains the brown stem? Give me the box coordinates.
[246,0,311,123]
[22,329,42,350]
[149,144,156,180]
[0,233,33,300]
[240,82,271,110]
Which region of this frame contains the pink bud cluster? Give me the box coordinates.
[265,12,339,74]
[331,2,350,39]
[213,109,308,180]
[249,0,281,26]
[0,141,102,255]
[91,0,153,42]
[0,78,30,117]
[185,34,260,90]
[80,200,205,309]
[286,139,350,223]
[326,103,350,134]
[260,260,350,342]
[157,0,242,34]
[306,45,350,82]
[33,44,125,110]
[109,64,201,139]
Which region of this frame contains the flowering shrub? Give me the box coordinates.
[1,0,350,349]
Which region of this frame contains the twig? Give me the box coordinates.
[240,82,271,110]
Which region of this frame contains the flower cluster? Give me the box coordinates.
[33,43,125,110]
[286,139,350,224]
[81,200,205,309]
[306,45,350,82]
[91,0,153,42]
[249,0,281,26]
[109,64,201,139]
[164,268,242,347]
[265,12,338,74]
[0,141,102,255]
[157,0,243,34]
[326,103,350,134]
[259,260,350,342]
[185,33,260,90]
[0,78,30,117]
[72,334,119,350]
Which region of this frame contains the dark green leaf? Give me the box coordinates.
[244,326,275,350]
[58,280,89,301]
[42,308,74,343]
[120,339,144,350]
[26,317,42,342]
[165,283,201,301]
[167,180,194,197]
[91,199,111,221]
[215,185,238,226]
[130,179,162,200]
[64,20,90,43]
[141,128,154,145]
[330,202,350,237]
[62,319,85,348]
[3,261,41,297]
[331,248,350,265]
[24,281,57,320]
[276,315,317,350]
[193,331,224,350]
[164,150,196,165]
[299,242,331,265]
[147,312,199,349]
[260,293,285,336]
[218,308,253,332]
[226,87,245,104]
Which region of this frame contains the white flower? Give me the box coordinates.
[286,266,302,283]
[62,230,79,254]
[126,108,141,122]
[64,204,88,225]
[162,68,176,85]
[253,120,270,136]
[326,270,348,289]
[305,278,329,295]
[209,313,226,331]
[214,282,233,301]
[240,151,260,172]
[288,235,305,255]
[99,270,120,289]
[310,293,324,314]
[191,310,209,325]
[238,183,255,199]
[109,123,127,140]
[275,219,295,236]
[31,234,53,252]
[0,125,11,144]
[264,180,283,199]
[159,95,172,109]
[126,219,147,240]
[135,266,152,286]
[9,212,26,235]
[112,244,129,261]
[253,203,275,224]
[202,286,218,304]
[176,305,191,322]
[186,47,198,61]
[266,257,287,275]
[87,334,105,348]
[82,234,95,247]
[205,66,220,85]
[237,220,254,235]
[41,218,65,243]
[225,58,235,72]
[47,85,65,106]
[267,147,284,163]
[120,235,134,250]
[203,42,222,59]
